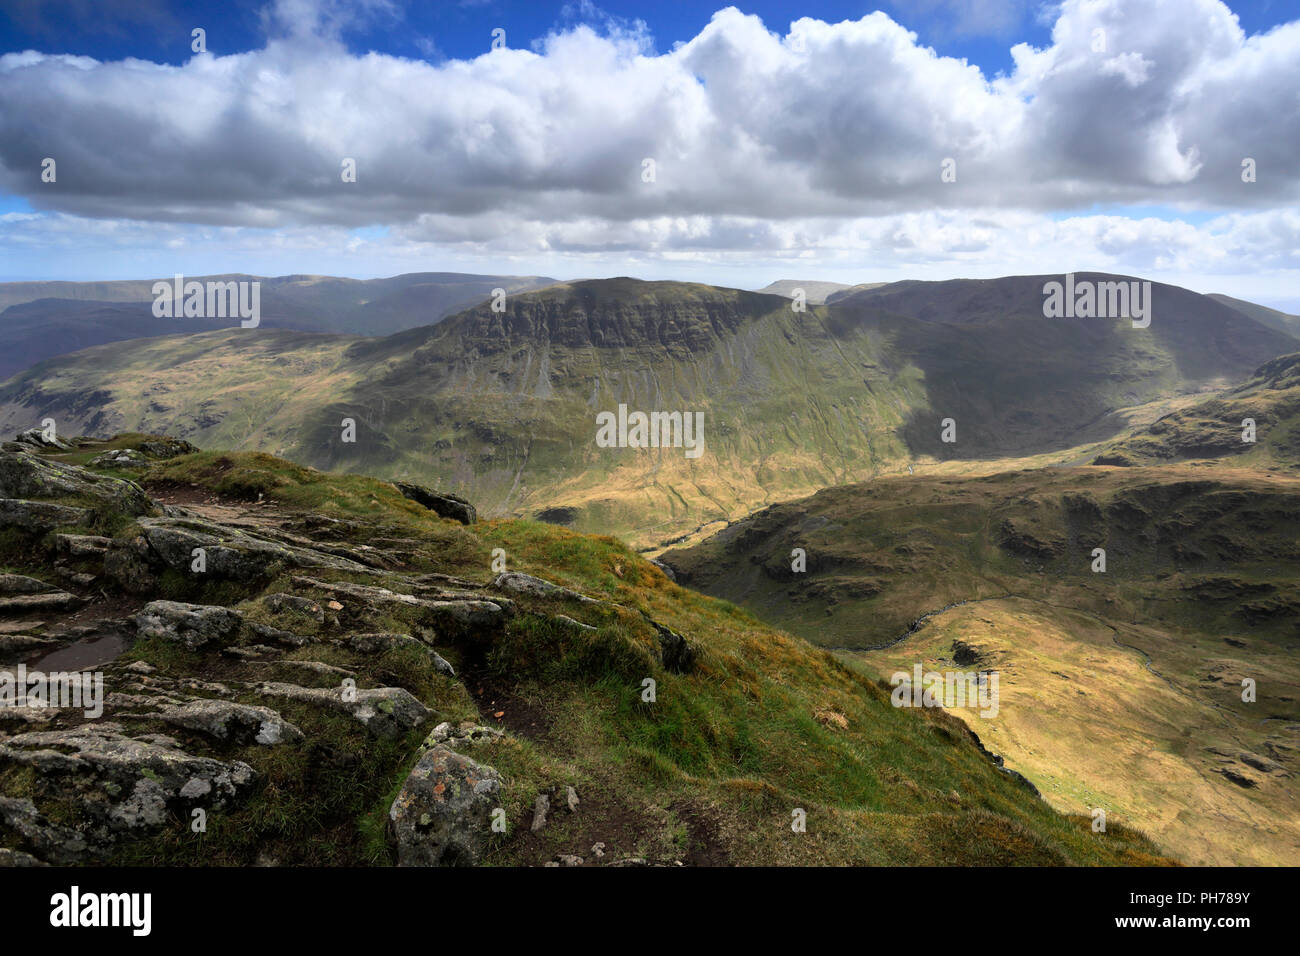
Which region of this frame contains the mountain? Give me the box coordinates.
[0,298,233,380]
[659,465,1300,865]
[0,435,1172,866]
[1209,293,1300,339]
[824,281,889,303]
[0,272,556,378]
[1,274,1293,548]
[756,279,853,303]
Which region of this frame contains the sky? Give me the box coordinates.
[1,0,1298,309]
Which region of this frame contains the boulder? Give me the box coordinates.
[649,620,696,673]
[135,601,243,651]
[154,699,304,746]
[394,482,476,525]
[14,427,72,451]
[493,571,598,604]
[89,449,149,470]
[255,682,429,739]
[389,745,501,866]
[0,449,154,516]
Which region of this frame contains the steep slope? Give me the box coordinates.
[1,274,1292,548]
[660,467,1300,864]
[0,437,1172,866]
[1209,293,1300,339]
[827,273,1297,459]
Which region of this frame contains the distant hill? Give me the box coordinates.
[1208,293,1300,339]
[756,279,854,304]
[0,272,556,379]
[1,273,1293,547]
[824,281,889,303]
[1091,351,1300,469]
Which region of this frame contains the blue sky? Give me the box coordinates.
[1,0,1298,308]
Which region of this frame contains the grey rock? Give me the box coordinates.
[89,449,149,470]
[263,592,326,623]
[650,620,696,673]
[426,721,504,748]
[0,847,48,867]
[394,482,476,525]
[136,516,375,582]
[0,591,83,615]
[292,576,508,637]
[493,571,598,604]
[342,632,456,676]
[154,699,304,746]
[14,427,72,451]
[0,449,154,515]
[256,681,429,738]
[0,498,94,531]
[135,601,243,651]
[389,745,501,866]
[531,793,550,832]
[0,573,58,594]
[0,724,255,861]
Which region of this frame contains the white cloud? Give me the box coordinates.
[0,0,1296,299]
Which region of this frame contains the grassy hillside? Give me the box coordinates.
[660,466,1300,864]
[2,274,1292,549]
[1091,352,1300,470]
[1209,293,1300,339]
[0,440,1173,866]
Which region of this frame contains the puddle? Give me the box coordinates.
[30,632,129,672]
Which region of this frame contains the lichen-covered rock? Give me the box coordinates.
[104,535,160,594]
[137,516,374,581]
[89,449,149,469]
[493,571,598,604]
[394,481,476,525]
[0,498,93,531]
[55,533,112,557]
[255,681,429,738]
[0,573,58,594]
[389,745,501,866]
[292,575,509,637]
[136,601,243,651]
[14,427,73,451]
[153,699,304,746]
[136,438,198,459]
[425,721,505,748]
[0,724,256,862]
[262,593,326,623]
[342,632,456,676]
[0,448,155,515]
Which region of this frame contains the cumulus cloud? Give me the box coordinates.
[0,0,1294,236]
